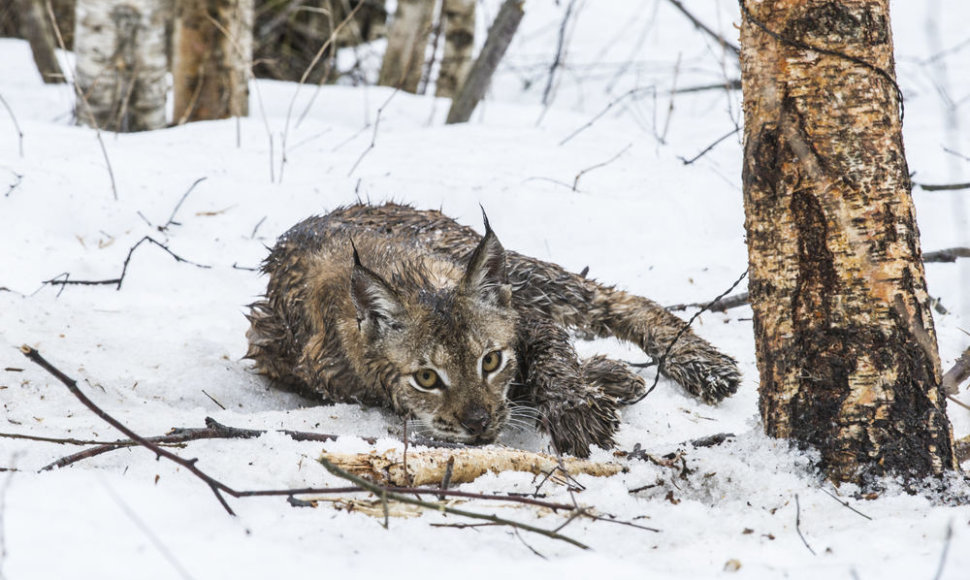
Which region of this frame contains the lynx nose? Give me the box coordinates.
[459,405,491,436]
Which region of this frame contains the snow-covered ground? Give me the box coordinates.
[2,1,970,578]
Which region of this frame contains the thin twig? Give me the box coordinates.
[573,143,632,191]
[279,0,364,182]
[43,236,210,291]
[0,92,24,157]
[630,270,748,404]
[665,0,740,56]
[318,455,589,549]
[348,89,399,176]
[819,488,871,520]
[161,177,208,231]
[678,127,741,165]
[45,0,118,200]
[794,494,816,556]
[559,86,655,146]
[541,0,578,108]
[666,291,749,313]
[932,521,953,580]
[915,182,970,191]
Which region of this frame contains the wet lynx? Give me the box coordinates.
[246,203,740,456]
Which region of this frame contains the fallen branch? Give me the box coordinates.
[19,345,591,546]
[322,447,625,487]
[0,92,24,157]
[43,236,210,291]
[573,143,632,191]
[318,454,589,549]
[39,416,363,471]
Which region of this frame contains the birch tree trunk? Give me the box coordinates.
[172,0,252,124]
[435,0,475,98]
[378,0,434,92]
[16,0,65,83]
[74,0,168,131]
[445,0,522,124]
[740,0,956,485]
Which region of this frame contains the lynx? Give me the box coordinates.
[245,203,740,457]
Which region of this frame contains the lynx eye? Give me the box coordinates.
[413,369,443,390]
[481,350,503,374]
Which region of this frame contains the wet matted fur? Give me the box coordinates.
[246,203,740,456]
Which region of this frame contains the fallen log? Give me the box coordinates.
[321,446,625,487]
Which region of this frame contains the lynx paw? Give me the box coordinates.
[665,346,741,404]
[539,387,621,458]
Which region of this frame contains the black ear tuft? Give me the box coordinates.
[350,246,404,334]
[460,211,511,307]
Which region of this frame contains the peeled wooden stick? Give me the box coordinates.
[321,446,625,487]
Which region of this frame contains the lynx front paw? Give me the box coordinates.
[664,345,740,404]
[539,388,621,458]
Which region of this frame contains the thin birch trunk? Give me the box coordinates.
[739,0,956,485]
[445,0,522,124]
[74,0,168,131]
[435,0,475,98]
[378,0,435,92]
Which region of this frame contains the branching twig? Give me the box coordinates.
[43,236,210,291]
[3,170,23,198]
[819,488,871,521]
[559,86,655,146]
[318,455,589,549]
[573,143,631,191]
[665,0,740,56]
[161,177,208,231]
[541,0,578,108]
[678,127,741,165]
[348,89,399,176]
[19,352,580,519]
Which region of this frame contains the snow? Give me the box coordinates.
[2,1,970,578]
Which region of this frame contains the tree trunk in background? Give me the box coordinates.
[378,0,434,92]
[74,0,168,131]
[435,0,474,98]
[445,0,522,124]
[739,0,956,486]
[16,0,65,83]
[172,0,253,124]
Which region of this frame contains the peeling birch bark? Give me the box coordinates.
[321,447,625,487]
[740,0,956,485]
[74,0,168,131]
[378,0,435,92]
[435,0,475,98]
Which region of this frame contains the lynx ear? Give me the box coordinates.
[460,211,511,308]
[350,243,405,334]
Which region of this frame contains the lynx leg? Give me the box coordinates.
[515,318,621,457]
[581,355,647,405]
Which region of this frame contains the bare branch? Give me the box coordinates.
[664,0,740,56]
[923,247,970,263]
[943,347,970,395]
[0,92,24,157]
[43,236,210,291]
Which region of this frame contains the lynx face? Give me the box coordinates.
[350,225,518,444]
